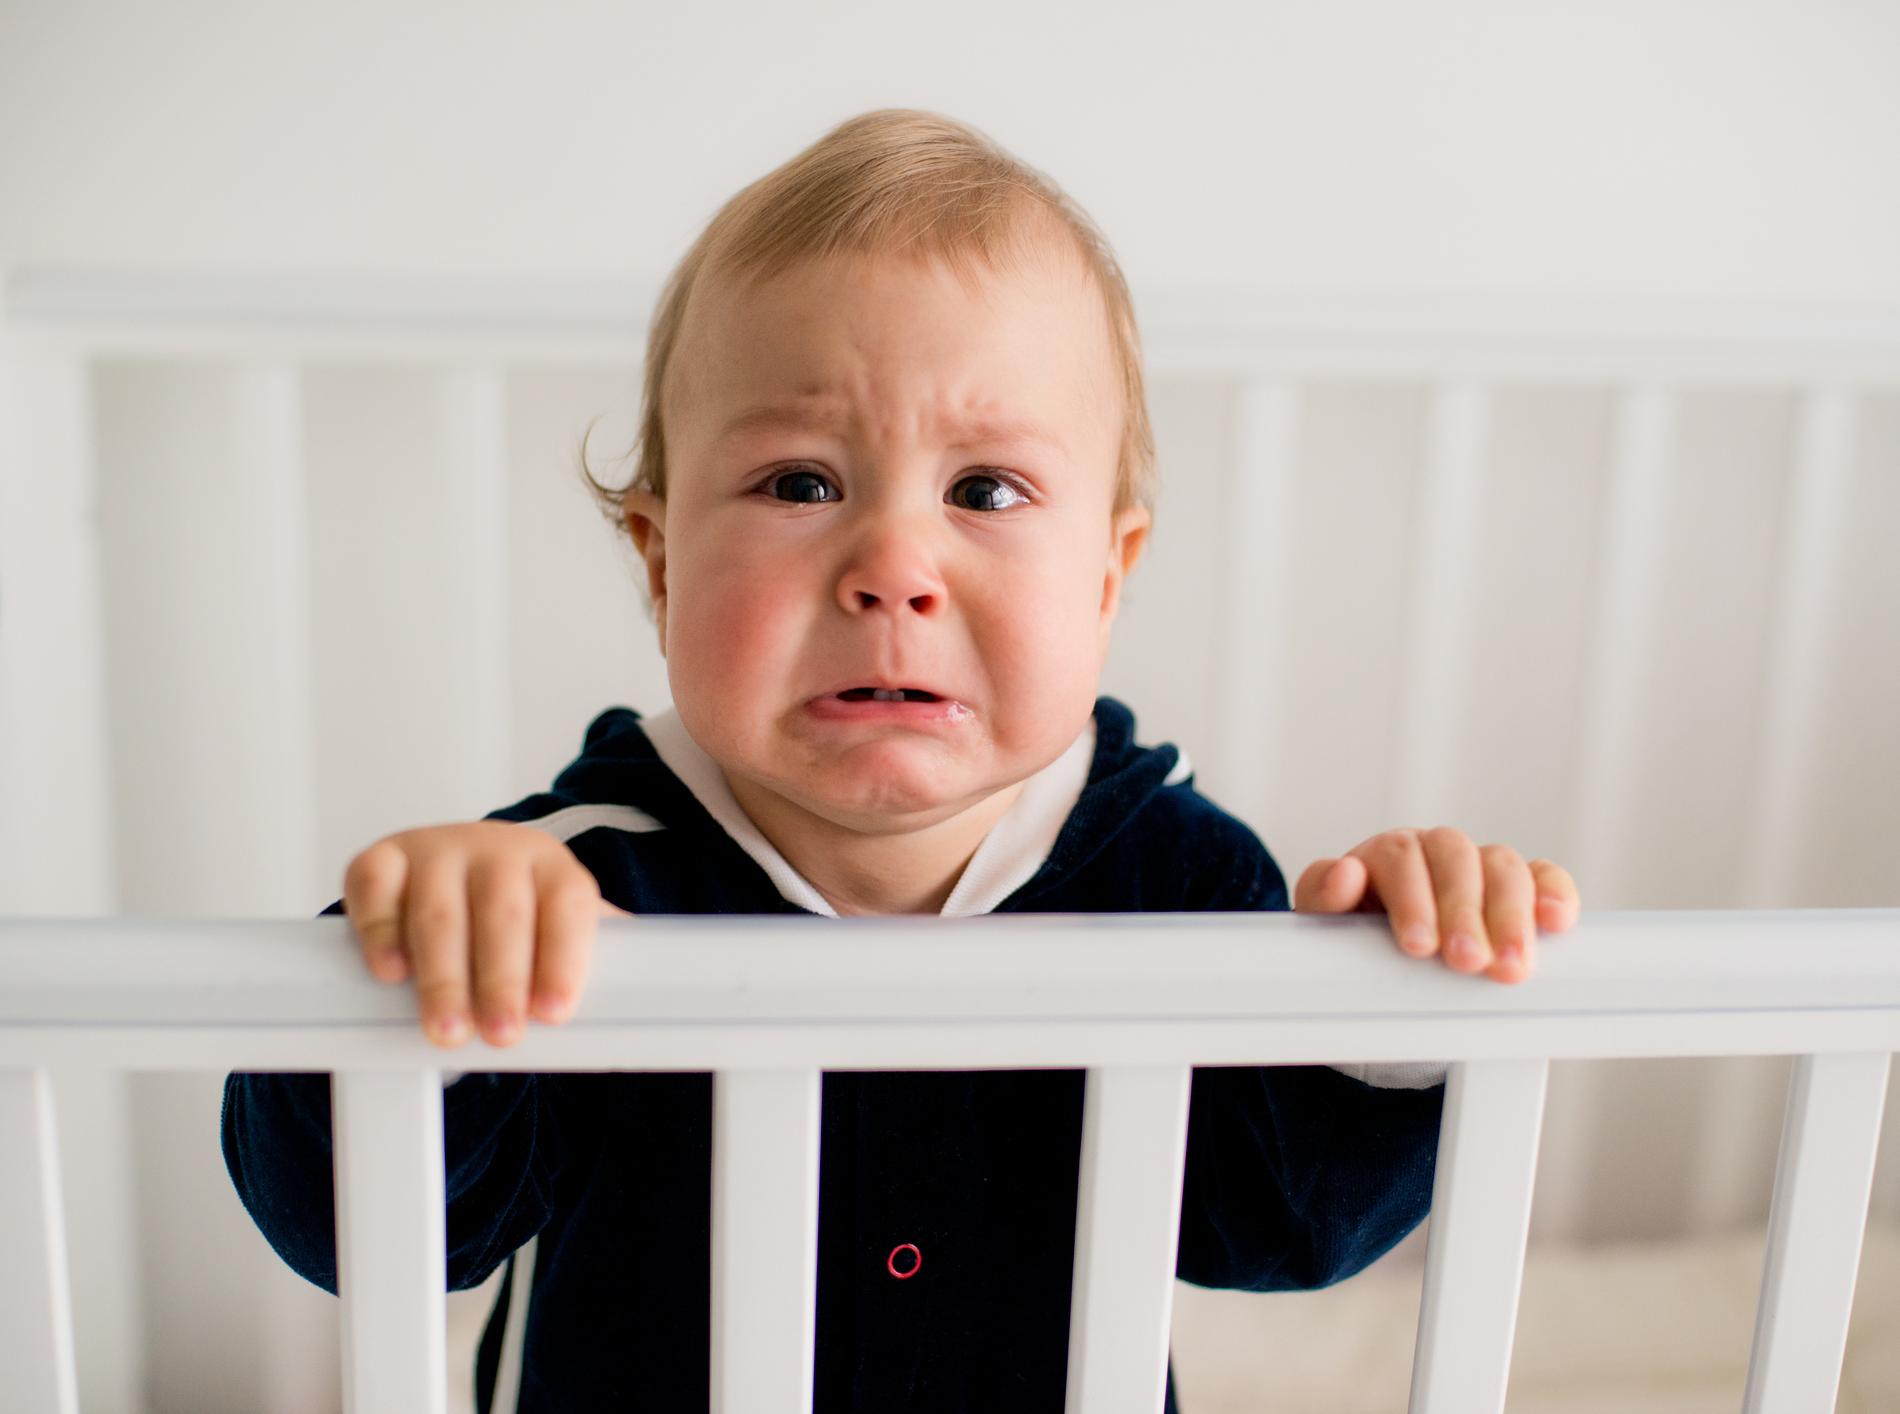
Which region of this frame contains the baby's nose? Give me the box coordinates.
[835,536,945,616]
[855,585,934,611]
[843,583,940,615]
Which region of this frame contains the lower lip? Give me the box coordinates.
[805,695,972,727]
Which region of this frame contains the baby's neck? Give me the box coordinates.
[721,772,1027,915]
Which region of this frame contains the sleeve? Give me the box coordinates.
[219,898,565,1296]
[1173,1063,1443,1290]
[1172,810,1447,1291]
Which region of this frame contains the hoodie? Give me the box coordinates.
[222,695,1444,1413]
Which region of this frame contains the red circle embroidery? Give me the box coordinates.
[886,1243,922,1279]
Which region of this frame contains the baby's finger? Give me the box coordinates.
[1418,827,1489,971]
[343,840,412,983]
[1360,830,1441,958]
[530,861,605,1024]
[1531,859,1581,931]
[405,857,473,1048]
[1294,855,1366,913]
[1480,845,1536,984]
[468,858,536,1047]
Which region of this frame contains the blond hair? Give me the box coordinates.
[581,108,1156,534]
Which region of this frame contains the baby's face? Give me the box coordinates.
[627,242,1148,836]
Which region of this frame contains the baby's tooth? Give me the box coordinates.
[871,688,904,702]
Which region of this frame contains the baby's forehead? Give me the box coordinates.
[677,243,1118,423]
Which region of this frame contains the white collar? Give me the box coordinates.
[640,708,1097,917]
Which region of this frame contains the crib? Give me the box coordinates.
[4,909,1898,1414]
[3,269,1900,1411]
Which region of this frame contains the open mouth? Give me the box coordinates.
[808,685,970,726]
[835,687,941,702]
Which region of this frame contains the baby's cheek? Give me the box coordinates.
[668,569,784,689]
[986,577,1108,733]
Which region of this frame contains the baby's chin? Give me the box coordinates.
[737,747,1024,835]
[782,766,1012,835]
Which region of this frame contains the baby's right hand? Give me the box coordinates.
[342,821,629,1049]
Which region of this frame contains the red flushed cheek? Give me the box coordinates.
[671,578,793,688]
[669,527,829,688]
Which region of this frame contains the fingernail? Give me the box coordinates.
[1401,926,1435,955]
[488,1013,521,1046]
[431,1012,469,1047]
[1448,932,1486,967]
[532,990,572,1023]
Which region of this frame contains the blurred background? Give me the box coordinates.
[2,1,1898,1410]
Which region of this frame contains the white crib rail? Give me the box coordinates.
[711,1069,821,1414]
[1744,1050,1893,1412]
[1066,1064,1194,1414]
[3,909,1898,1414]
[0,1069,80,1414]
[333,1069,449,1413]
[1408,1057,1549,1410]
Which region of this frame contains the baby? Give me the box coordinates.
[224,109,1580,1413]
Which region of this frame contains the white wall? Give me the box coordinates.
[3,0,1898,298]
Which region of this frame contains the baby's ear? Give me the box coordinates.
[624,489,669,646]
[1100,503,1151,621]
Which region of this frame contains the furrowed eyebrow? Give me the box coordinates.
[947,418,1065,457]
[716,403,845,442]
[715,402,1064,456]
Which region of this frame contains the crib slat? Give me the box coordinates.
[436,367,515,810]
[1064,1065,1193,1414]
[0,351,115,914]
[0,1070,80,1414]
[333,1069,448,1414]
[230,363,322,908]
[712,1069,821,1414]
[1389,380,1489,823]
[1742,1050,1891,1412]
[1568,385,1674,899]
[1738,387,1857,908]
[1215,379,1297,823]
[1408,1058,1548,1414]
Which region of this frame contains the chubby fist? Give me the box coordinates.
[343,821,629,1048]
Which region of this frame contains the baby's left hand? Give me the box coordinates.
[1294,827,1580,984]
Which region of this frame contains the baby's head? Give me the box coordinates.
[588,109,1156,843]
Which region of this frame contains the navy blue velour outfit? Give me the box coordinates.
[222,697,1445,1413]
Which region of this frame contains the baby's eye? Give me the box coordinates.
[948,473,1028,513]
[766,468,839,504]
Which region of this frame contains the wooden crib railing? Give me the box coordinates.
[3,909,1896,1414]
